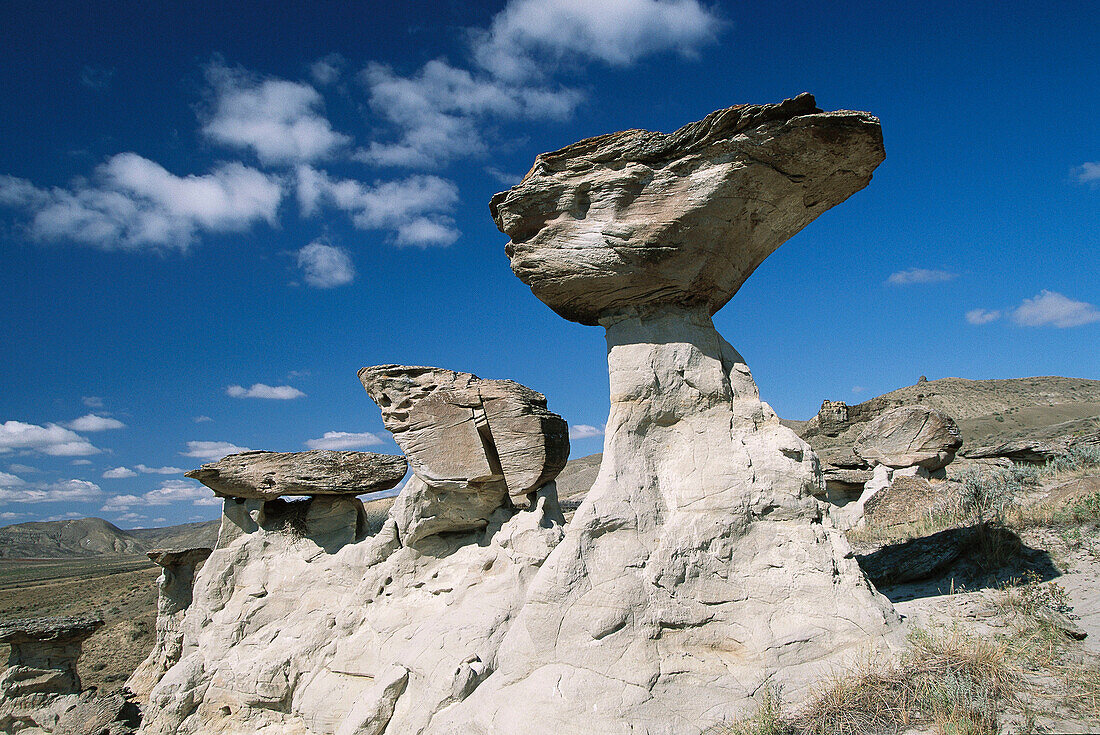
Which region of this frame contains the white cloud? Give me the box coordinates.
[102,466,138,479]
[358,59,582,169]
[66,413,126,431]
[82,396,105,408]
[46,512,84,521]
[0,154,283,253]
[305,431,384,450]
[182,441,253,460]
[310,54,345,86]
[296,241,355,288]
[1011,290,1100,328]
[202,61,350,165]
[0,471,25,486]
[887,268,958,285]
[101,494,142,511]
[569,424,604,439]
[226,383,306,400]
[852,386,867,394]
[0,479,103,503]
[0,512,20,520]
[472,0,723,81]
[296,166,460,246]
[71,459,93,465]
[966,308,1002,325]
[143,479,211,505]
[7,464,38,475]
[193,496,222,507]
[193,415,213,423]
[134,464,185,475]
[114,512,148,525]
[1073,162,1100,184]
[0,420,99,456]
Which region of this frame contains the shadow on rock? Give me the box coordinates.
[857,523,1060,602]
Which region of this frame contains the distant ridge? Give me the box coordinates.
[0,517,219,559]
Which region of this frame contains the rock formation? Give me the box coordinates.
[135,94,900,735]
[854,405,963,471]
[0,616,102,698]
[137,370,569,735]
[184,450,407,500]
[126,548,213,703]
[431,93,899,733]
[0,616,138,734]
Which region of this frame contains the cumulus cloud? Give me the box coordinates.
[569,424,604,439]
[1073,162,1100,184]
[0,420,99,456]
[0,154,283,253]
[887,268,958,285]
[82,396,105,408]
[182,441,253,460]
[0,512,20,520]
[296,166,460,246]
[66,413,126,432]
[296,241,355,288]
[357,59,582,168]
[143,479,211,505]
[1011,290,1100,328]
[101,494,142,511]
[305,431,384,450]
[966,308,1002,325]
[134,464,185,475]
[0,479,103,503]
[0,471,26,486]
[102,466,138,479]
[202,61,351,165]
[226,383,306,400]
[472,0,723,81]
[8,464,39,474]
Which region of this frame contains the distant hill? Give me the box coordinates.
[0,517,146,558]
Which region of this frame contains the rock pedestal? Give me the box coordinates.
[435,95,900,733]
[0,616,102,699]
[185,450,408,500]
[125,548,212,703]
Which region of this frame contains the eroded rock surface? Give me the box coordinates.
[854,405,963,471]
[126,548,212,703]
[185,450,407,500]
[359,365,568,499]
[0,616,102,698]
[433,96,899,734]
[491,92,884,326]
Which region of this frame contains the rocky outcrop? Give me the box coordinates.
[434,94,899,734]
[125,548,212,703]
[0,616,102,698]
[185,450,407,500]
[854,406,963,471]
[0,616,138,734]
[359,365,568,501]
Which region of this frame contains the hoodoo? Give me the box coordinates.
[436,94,900,733]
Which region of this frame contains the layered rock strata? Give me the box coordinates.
[0,616,102,698]
[126,548,213,703]
[185,450,407,500]
[434,95,900,733]
[137,372,569,735]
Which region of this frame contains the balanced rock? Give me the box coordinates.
[359,365,568,498]
[0,616,102,698]
[854,405,962,471]
[185,449,407,500]
[125,547,212,703]
[492,92,884,326]
[436,96,898,734]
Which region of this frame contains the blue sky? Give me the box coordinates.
[1,0,1097,529]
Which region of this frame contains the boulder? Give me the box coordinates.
[125,547,212,702]
[358,365,569,499]
[491,92,884,326]
[185,449,407,500]
[863,474,943,528]
[854,405,963,470]
[435,95,899,734]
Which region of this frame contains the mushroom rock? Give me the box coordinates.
[359,365,568,497]
[435,95,900,734]
[184,449,408,500]
[0,617,103,699]
[125,548,213,703]
[854,405,963,471]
